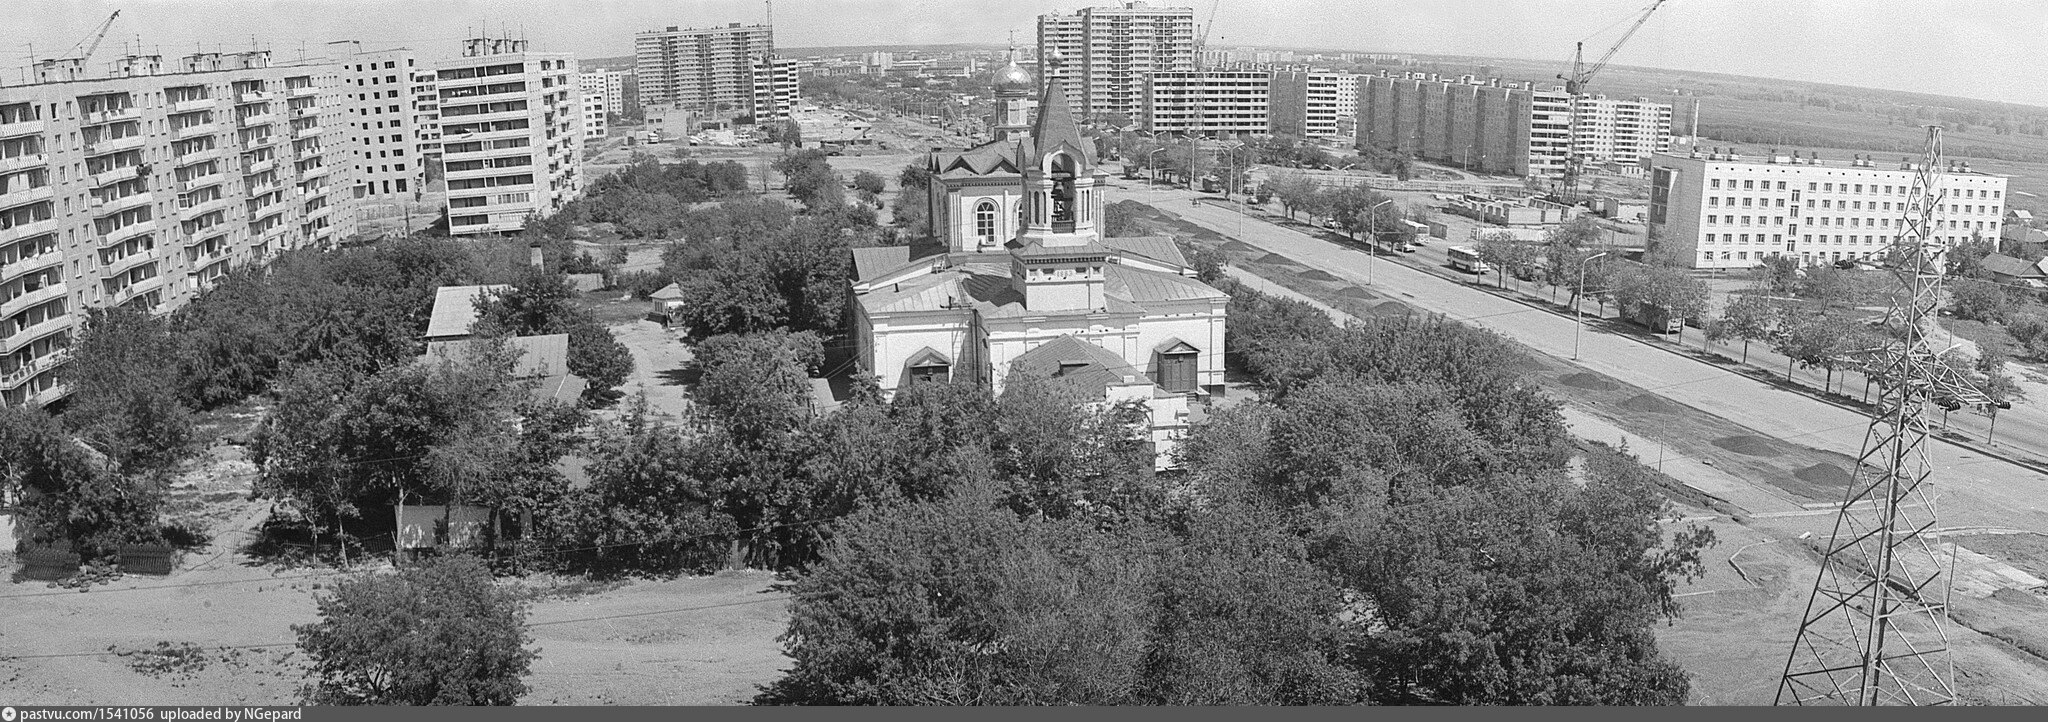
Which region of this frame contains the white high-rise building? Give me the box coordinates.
[1270,71,1361,139]
[1572,95,1672,166]
[1,49,357,407]
[578,70,618,140]
[1650,149,2007,270]
[634,23,776,121]
[337,46,426,201]
[1037,2,1198,121]
[434,38,582,237]
[1141,70,1270,135]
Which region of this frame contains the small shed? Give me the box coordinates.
[650,282,687,323]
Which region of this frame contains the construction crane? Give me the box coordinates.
[60,10,122,62]
[1777,125,1989,706]
[1554,0,1669,204]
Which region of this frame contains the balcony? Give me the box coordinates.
[101,219,155,246]
[0,118,44,139]
[290,103,321,119]
[297,164,330,181]
[249,177,284,195]
[171,97,215,114]
[0,217,58,243]
[172,122,220,140]
[176,145,223,165]
[237,112,277,128]
[0,183,54,211]
[110,274,166,307]
[236,90,276,104]
[92,191,153,216]
[84,134,146,156]
[29,382,72,407]
[178,196,230,221]
[0,152,48,173]
[1,348,71,390]
[0,281,66,320]
[445,163,535,182]
[2,241,62,277]
[81,106,141,125]
[440,87,528,107]
[293,124,324,139]
[288,85,320,98]
[439,107,531,126]
[176,171,224,193]
[102,249,156,279]
[304,204,334,222]
[243,157,277,175]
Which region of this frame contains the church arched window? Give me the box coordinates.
[974,200,997,242]
[1049,153,1076,231]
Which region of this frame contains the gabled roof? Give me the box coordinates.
[1979,253,2048,279]
[1153,337,1199,355]
[937,138,1024,178]
[424,333,572,379]
[904,346,953,368]
[1105,264,1229,304]
[1103,235,1188,268]
[851,246,914,281]
[649,282,686,301]
[1011,335,1142,395]
[424,284,512,339]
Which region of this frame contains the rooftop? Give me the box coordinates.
[423,284,511,339]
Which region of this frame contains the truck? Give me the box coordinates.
[1629,302,1684,334]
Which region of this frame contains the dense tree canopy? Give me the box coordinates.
[295,555,538,705]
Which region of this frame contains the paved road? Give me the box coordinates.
[1147,188,2048,533]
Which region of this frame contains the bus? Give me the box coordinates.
[1447,245,1491,274]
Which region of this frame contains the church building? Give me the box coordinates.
[847,53,1229,468]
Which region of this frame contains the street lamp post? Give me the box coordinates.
[1146,147,1167,194]
[1573,251,1610,361]
[1366,198,1394,285]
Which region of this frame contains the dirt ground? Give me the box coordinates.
[0,441,791,706]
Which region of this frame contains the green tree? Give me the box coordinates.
[851,170,887,196]
[61,307,195,479]
[1948,277,2011,322]
[0,405,164,560]
[294,555,539,705]
[1707,293,1782,363]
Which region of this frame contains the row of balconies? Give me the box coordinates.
[0,118,45,140]
[0,217,57,243]
[0,347,72,389]
[81,106,141,126]
[83,133,146,157]
[0,152,47,174]
[91,190,153,217]
[0,183,54,212]
[170,97,215,114]
[0,281,66,324]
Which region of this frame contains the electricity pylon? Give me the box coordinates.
[1776,125,1991,706]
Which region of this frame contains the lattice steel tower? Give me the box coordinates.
[1776,125,1991,706]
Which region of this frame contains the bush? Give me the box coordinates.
[294,555,538,705]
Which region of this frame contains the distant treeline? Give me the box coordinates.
[1696,123,2048,165]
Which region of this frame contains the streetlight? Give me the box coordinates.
[1573,251,1610,360]
[1366,198,1393,285]
[1146,147,1168,194]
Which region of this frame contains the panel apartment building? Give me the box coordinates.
[579,68,624,140]
[1,50,357,408]
[1140,70,1269,135]
[1649,148,2007,270]
[434,38,583,237]
[1358,71,1572,177]
[1573,94,1672,165]
[1038,2,1198,121]
[1270,71,1361,139]
[337,46,428,202]
[634,23,791,123]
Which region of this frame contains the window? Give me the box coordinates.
[1711,179,1722,189]
[1743,180,1754,190]
[973,200,997,241]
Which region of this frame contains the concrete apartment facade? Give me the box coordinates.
[633,23,776,121]
[750,55,797,122]
[1649,149,2007,270]
[1141,70,1269,135]
[409,65,442,166]
[337,47,426,201]
[1,50,357,408]
[434,38,583,237]
[1270,71,1361,139]
[579,68,624,140]
[1357,71,1573,178]
[1572,94,1672,165]
[1037,2,1198,121]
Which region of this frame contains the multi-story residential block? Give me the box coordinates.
[1357,71,1572,177]
[578,76,610,141]
[434,38,583,237]
[337,46,426,200]
[1270,71,1361,139]
[410,66,442,164]
[1649,148,2007,270]
[1141,70,1269,135]
[1,49,357,408]
[1572,94,1672,165]
[750,55,797,122]
[578,68,624,116]
[633,22,776,121]
[1037,2,1198,121]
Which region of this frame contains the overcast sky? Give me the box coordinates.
[6,0,2044,107]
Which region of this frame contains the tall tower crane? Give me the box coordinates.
[1554,0,1669,204]
[1777,125,1989,706]
[61,10,123,63]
